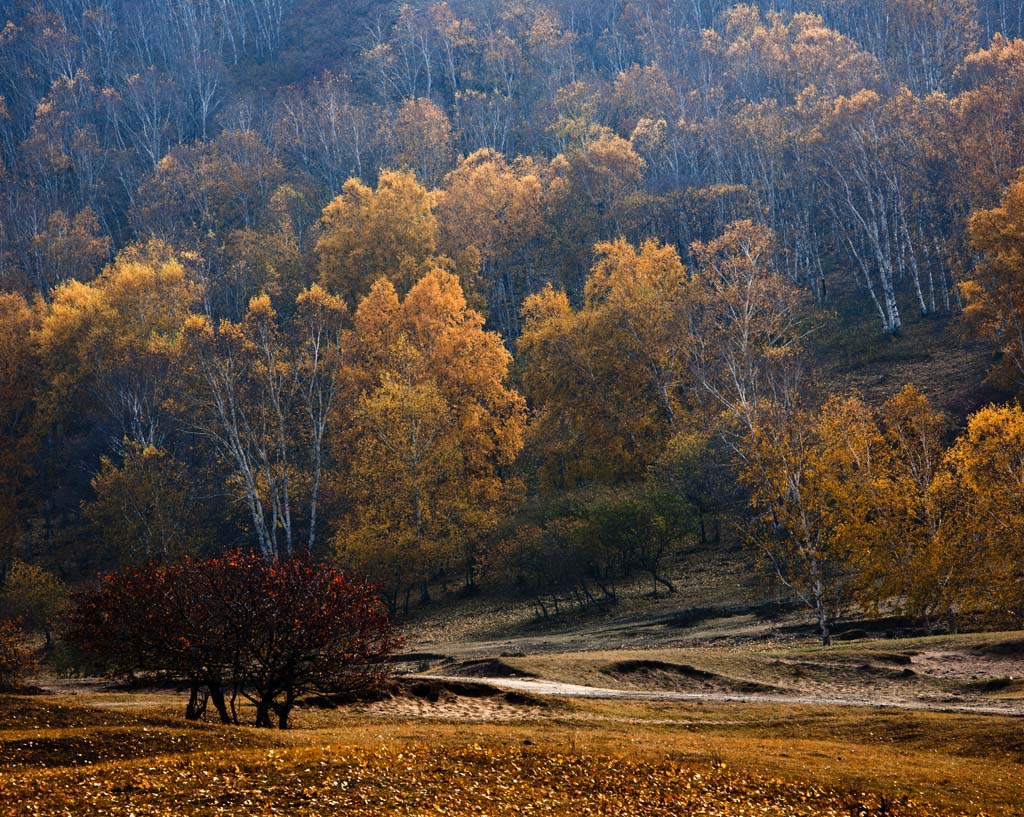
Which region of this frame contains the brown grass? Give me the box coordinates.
[1,684,1021,816]
[428,630,1024,713]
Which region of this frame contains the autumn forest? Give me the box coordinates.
[3,0,1024,655]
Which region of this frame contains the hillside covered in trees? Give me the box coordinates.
[3,0,1024,645]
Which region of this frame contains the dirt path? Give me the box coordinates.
[421,673,1024,717]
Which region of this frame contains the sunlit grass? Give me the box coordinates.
[1,691,1020,816]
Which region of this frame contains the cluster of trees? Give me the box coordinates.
[2,0,1024,648]
[513,218,1024,640]
[492,486,693,617]
[744,388,1024,643]
[2,197,1024,642]
[69,552,398,728]
[4,1,1024,335]
[1,240,524,614]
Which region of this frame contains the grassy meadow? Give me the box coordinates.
[2,655,1022,817]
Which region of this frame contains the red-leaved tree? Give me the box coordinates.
[70,553,399,728]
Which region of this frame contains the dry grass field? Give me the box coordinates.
[3,637,1022,817]
[5,559,1023,817]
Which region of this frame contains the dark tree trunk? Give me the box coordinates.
[652,571,675,595]
[184,682,207,720]
[209,683,233,724]
[254,700,274,728]
[275,688,295,729]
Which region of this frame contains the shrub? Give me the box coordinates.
[0,618,38,690]
[0,560,71,649]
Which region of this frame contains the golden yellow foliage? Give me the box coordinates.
[317,170,446,304]
[334,269,525,608]
[743,382,1024,630]
[964,169,1024,388]
[174,286,348,558]
[34,241,200,440]
[933,403,1024,623]
[519,238,694,488]
[83,443,204,566]
[720,7,879,101]
[690,219,809,435]
[392,97,454,188]
[133,130,288,240]
[738,387,948,641]
[436,149,545,266]
[29,207,110,291]
[0,560,70,647]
